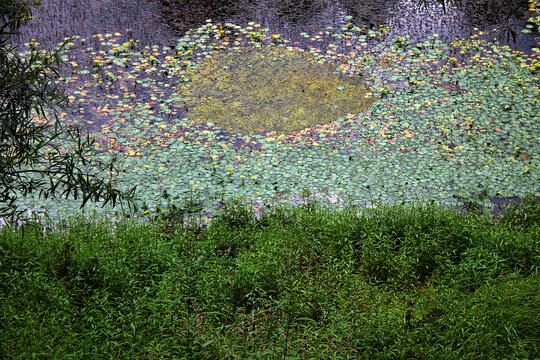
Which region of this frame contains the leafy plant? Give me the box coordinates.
[2,199,538,358]
[0,0,135,227]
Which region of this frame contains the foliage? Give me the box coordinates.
[0,0,135,226]
[1,200,538,358]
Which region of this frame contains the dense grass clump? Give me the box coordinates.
[1,200,538,359]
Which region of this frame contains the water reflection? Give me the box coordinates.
[163,0,387,37]
[386,0,470,41]
[14,0,537,53]
[162,0,536,52]
[13,0,179,48]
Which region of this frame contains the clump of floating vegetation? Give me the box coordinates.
[183,45,375,134]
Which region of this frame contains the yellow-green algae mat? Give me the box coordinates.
[182,45,375,135]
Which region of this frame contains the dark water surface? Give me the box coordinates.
[14,0,538,53]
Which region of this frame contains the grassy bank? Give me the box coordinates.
[2,197,539,359]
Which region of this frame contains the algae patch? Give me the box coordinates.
[182,46,375,135]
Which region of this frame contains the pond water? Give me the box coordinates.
[162,0,537,53]
[8,0,539,220]
[14,0,538,53]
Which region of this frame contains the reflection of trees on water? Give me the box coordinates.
[14,0,178,48]
[464,0,531,45]
[160,0,238,32]
[162,0,390,34]
[386,0,469,42]
[161,0,343,35]
[388,0,532,48]
[162,0,534,51]
[338,0,397,28]
[14,0,536,52]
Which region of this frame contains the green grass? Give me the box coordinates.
[2,196,539,359]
